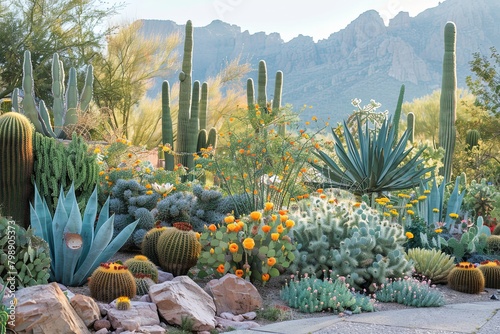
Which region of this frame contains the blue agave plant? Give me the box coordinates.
[30,184,138,286]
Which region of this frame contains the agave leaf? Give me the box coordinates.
[79,187,98,266]
[62,200,83,284]
[95,196,110,234]
[51,190,69,282]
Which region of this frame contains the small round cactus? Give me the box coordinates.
[116,296,131,311]
[478,260,500,289]
[141,222,169,265]
[448,262,485,294]
[135,274,156,296]
[486,235,500,254]
[89,262,137,303]
[157,222,201,276]
[124,255,159,283]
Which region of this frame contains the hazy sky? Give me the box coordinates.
[109,0,443,41]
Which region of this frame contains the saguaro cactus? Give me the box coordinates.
[438,22,457,182]
[0,112,34,228]
[161,81,175,170]
[407,112,415,143]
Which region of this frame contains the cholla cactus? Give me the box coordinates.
[288,195,412,292]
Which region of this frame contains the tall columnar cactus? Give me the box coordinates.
[161,21,215,171]
[156,222,201,276]
[12,51,93,139]
[0,112,34,228]
[407,112,415,143]
[448,262,485,294]
[246,60,284,134]
[438,22,457,182]
[466,129,480,150]
[88,262,137,303]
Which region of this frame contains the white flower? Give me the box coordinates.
[260,174,281,185]
[152,182,174,195]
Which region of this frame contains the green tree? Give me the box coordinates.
[0,0,121,101]
[466,46,500,115]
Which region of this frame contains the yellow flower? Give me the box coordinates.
[353,202,361,208]
[145,184,152,189]
[93,147,101,154]
[227,223,236,232]
[433,208,439,213]
[435,228,443,234]
[216,264,225,274]
[267,257,277,266]
[405,204,413,208]
[224,216,235,224]
[243,238,255,250]
[418,195,427,200]
[424,190,431,194]
[146,190,153,195]
[405,232,414,239]
[383,212,391,217]
[264,202,274,211]
[280,215,288,222]
[235,269,244,277]
[285,219,295,228]
[449,213,459,219]
[250,211,262,221]
[407,210,415,215]
[210,248,215,254]
[195,164,202,168]
[99,171,105,176]
[271,233,279,241]
[229,243,239,253]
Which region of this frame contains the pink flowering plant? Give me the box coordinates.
[196,202,296,284]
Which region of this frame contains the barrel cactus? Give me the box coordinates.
[141,223,169,266]
[124,255,159,283]
[135,274,156,296]
[88,262,136,303]
[115,296,131,311]
[448,262,485,294]
[0,112,34,228]
[486,235,500,254]
[466,129,480,150]
[157,222,201,276]
[478,260,500,289]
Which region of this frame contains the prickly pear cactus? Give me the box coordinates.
[288,195,412,292]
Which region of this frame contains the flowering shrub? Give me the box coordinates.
[196,203,296,284]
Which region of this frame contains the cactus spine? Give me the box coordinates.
[448,262,485,294]
[13,51,93,139]
[157,222,201,276]
[88,262,137,303]
[466,129,480,150]
[124,255,159,283]
[438,22,457,182]
[0,112,34,228]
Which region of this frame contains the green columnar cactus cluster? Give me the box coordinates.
[0,216,51,289]
[246,60,285,134]
[288,196,412,292]
[161,21,217,172]
[88,262,137,303]
[12,51,93,139]
[0,112,34,228]
[448,262,485,294]
[32,132,99,213]
[438,22,458,182]
[157,222,201,276]
[406,248,455,284]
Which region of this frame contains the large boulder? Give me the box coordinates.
[14,282,90,334]
[70,294,101,327]
[149,276,216,331]
[204,274,263,315]
[107,301,160,330]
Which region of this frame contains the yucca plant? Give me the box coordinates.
[30,183,139,286]
[310,116,434,198]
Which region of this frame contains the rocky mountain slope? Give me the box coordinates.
[141,0,500,123]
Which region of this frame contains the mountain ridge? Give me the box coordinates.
[140,0,500,124]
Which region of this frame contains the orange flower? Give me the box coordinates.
[237,221,245,228]
[250,211,262,221]
[262,225,271,233]
[224,215,235,223]
[262,273,270,282]
[271,214,277,222]
[320,194,327,199]
[279,210,287,215]
[208,224,217,232]
[235,269,244,278]
[271,233,279,241]
[317,188,324,193]
[229,243,239,253]
[243,238,255,250]
[267,257,276,266]
[216,264,225,274]
[233,224,241,233]
[276,224,284,233]
[285,219,295,228]
[264,202,274,211]
[238,149,245,154]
